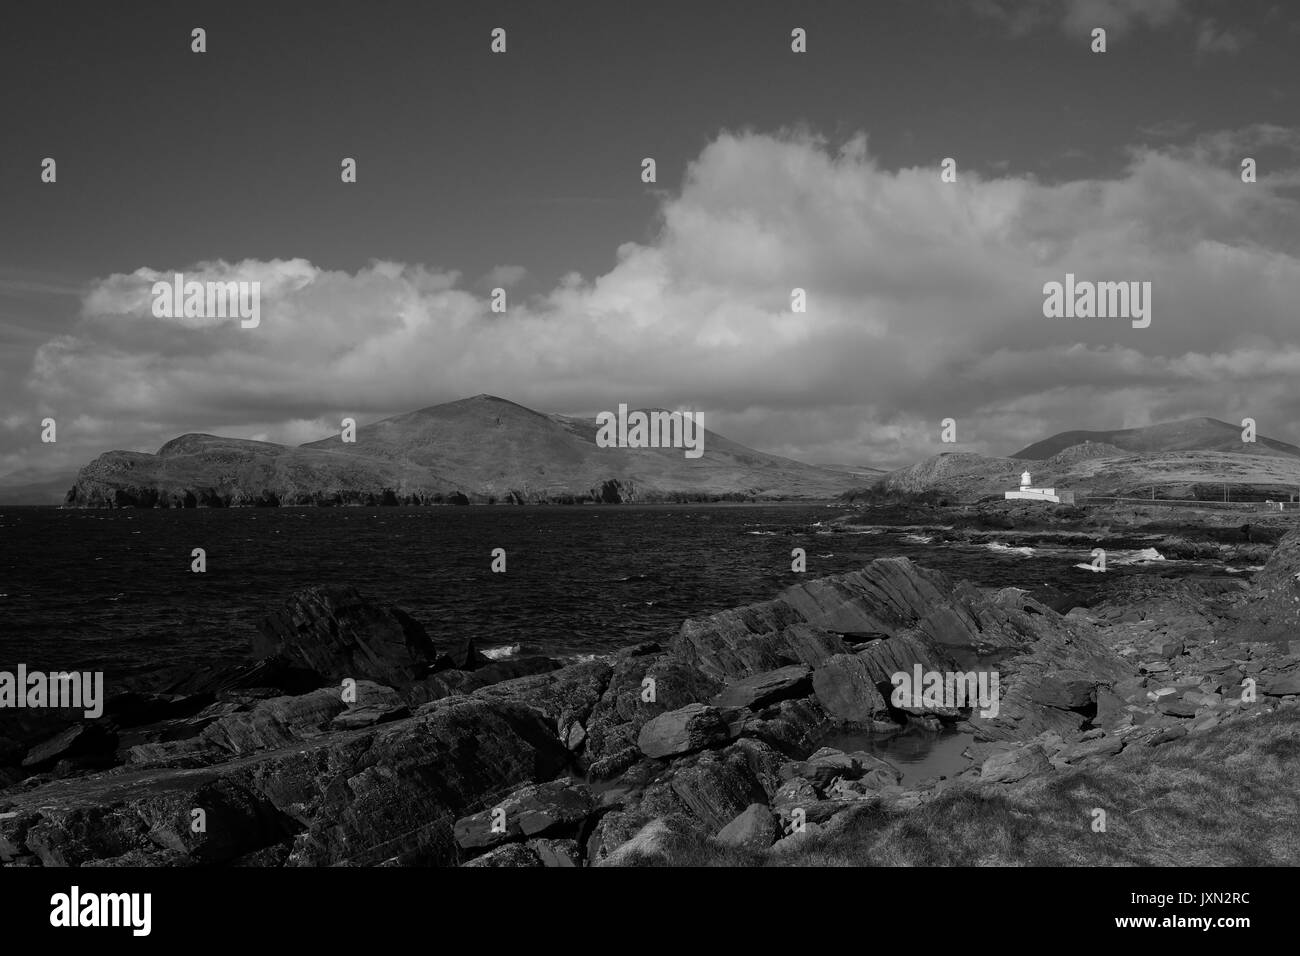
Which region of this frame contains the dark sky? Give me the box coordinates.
[2,0,1299,477]
[4,0,1292,285]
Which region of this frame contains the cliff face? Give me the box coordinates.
[64,395,857,507]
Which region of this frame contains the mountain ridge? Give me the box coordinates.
[1011,417,1300,460]
[62,394,857,507]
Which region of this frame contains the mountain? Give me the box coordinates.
[881,445,1300,503]
[1011,418,1300,460]
[64,395,858,507]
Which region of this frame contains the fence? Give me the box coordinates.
[1081,496,1299,511]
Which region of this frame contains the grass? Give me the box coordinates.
[620,707,1300,866]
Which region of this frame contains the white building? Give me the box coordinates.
[1005,470,1073,504]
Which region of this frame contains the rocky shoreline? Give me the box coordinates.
[4,528,1300,867]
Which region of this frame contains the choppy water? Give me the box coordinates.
[0,504,1235,683]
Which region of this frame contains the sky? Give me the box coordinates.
[2,0,1299,482]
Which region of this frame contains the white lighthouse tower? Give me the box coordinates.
[1006,469,1064,503]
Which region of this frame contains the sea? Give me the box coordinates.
[0,503,1242,684]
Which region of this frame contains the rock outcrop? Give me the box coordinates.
[6,539,1300,868]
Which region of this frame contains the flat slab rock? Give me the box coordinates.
[711,665,812,710]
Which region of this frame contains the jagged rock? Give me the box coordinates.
[2,698,570,868]
[854,630,958,684]
[663,749,768,832]
[588,746,641,780]
[583,651,721,764]
[724,738,787,801]
[739,697,837,757]
[469,659,612,729]
[330,702,410,731]
[711,665,812,710]
[715,803,777,850]
[142,779,299,863]
[252,586,438,689]
[636,703,731,758]
[812,654,889,721]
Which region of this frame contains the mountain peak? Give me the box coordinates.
[1011,418,1300,460]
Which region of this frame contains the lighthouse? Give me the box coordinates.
[1006,469,1071,504]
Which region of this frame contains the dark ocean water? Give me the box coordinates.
[0,504,1234,684]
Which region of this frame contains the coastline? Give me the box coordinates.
[4,516,1299,867]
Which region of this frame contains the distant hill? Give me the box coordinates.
[64,395,859,507]
[0,468,77,506]
[1011,418,1300,460]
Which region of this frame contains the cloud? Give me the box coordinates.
[1195,18,1250,55]
[972,0,1184,37]
[13,125,1300,475]
[480,265,528,289]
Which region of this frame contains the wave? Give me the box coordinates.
[985,542,1035,557]
[1074,547,1166,571]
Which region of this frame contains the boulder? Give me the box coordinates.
[252,585,438,688]
[740,697,837,757]
[665,750,768,832]
[636,703,731,758]
[812,654,889,721]
[715,804,777,850]
[980,744,1051,783]
[1031,673,1097,710]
